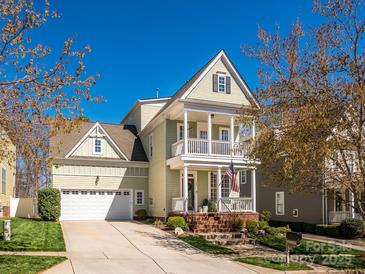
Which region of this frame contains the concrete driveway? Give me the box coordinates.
[45,221,256,274]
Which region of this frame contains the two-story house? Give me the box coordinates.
[50,50,260,224]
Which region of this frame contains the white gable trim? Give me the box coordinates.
[181,50,259,108]
[65,122,129,161]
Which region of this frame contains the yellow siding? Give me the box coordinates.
[140,104,162,131]
[143,121,166,218]
[73,129,120,159]
[165,169,180,213]
[0,141,16,208]
[187,58,251,105]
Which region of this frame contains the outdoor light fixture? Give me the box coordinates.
[95,176,100,186]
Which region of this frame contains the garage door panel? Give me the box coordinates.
[60,189,132,221]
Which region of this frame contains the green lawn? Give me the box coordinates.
[313,255,365,270]
[0,218,65,251]
[256,235,363,256]
[179,235,237,255]
[0,255,66,274]
[237,257,312,271]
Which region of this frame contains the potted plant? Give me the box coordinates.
[208,200,217,213]
[201,199,209,213]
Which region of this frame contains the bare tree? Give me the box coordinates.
[0,1,99,196]
[242,0,365,217]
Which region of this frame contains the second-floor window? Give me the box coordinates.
[93,138,102,154]
[177,123,184,140]
[218,75,226,92]
[219,128,230,141]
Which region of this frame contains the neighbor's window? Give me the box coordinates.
[149,134,153,158]
[240,170,247,185]
[135,190,144,205]
[2,168,6,194]
[218,74,226,93]
[275,192,285,215]
[94,138,102,154]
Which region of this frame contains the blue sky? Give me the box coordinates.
[41,0,315,123]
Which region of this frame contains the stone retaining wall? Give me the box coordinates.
[171,212,259,233]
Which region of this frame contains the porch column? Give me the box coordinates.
[251,169,256,212]
[217,166,222,212]
[350,191,355,219]
[230,116,234,156]
[194,179,198,212]
[252,120,256,139]
[184,110,188,155]
[208,113,212,155]
[183,165,188,213]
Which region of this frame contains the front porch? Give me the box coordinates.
[168,165,257,214]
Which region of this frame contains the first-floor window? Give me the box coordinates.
[135,190,144,205]
[275,192,285,215]
[240,170,247,185]
[210,173,230,201]
[1,168,6,194]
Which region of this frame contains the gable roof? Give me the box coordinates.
[50,122,148,162]
[138,49,259,135]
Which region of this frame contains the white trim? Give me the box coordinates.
[217,73,226,93]
[239,170,247,185]
[181,50,260,108]
[135,190,144,206]
[65,122,129,161]
[219,127,230,141]
[179,170,197,197]
[275,191,285,215]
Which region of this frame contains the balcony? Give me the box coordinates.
[171,138,252,158]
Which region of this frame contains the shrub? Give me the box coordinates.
[153,219,163,226]
[260,210,272,222]
[246,220,258,234]
[258,220,269,230]
[231,218,244,231]
[208,200,217,212]
[135,209,147,219]
[167,216,187,230]
[201,199,209,206]
[269,220,316,234]
[38,188,61,221]
[265,226,288,235]
[315,224,340,238]
[256,234,286,251]
[340,218,364,239]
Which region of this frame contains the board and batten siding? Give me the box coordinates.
[141,121,166,218]
[72,128,120,159]
[52,165,148,213]
[187,58,251,106]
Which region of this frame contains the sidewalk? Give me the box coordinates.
[303,233,365,252]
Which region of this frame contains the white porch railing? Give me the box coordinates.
[172,197,184,212]
[171,138,251,158]
[221,197,253,212]
[328,211,363,223]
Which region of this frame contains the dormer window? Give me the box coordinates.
[218,74,226,93]
[93,138,102,154]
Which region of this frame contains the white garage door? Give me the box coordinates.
[60,189,132,220]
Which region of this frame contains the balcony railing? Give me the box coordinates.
[171,138,252,158]
[172,197,184,212]
[221,197,253,212]
[328,211,363,224]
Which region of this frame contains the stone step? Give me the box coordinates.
[202,233,244,240]
[209,238,250,246]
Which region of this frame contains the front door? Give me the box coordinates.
[188,178,195,211]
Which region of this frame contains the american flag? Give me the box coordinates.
[226,162,239,192]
